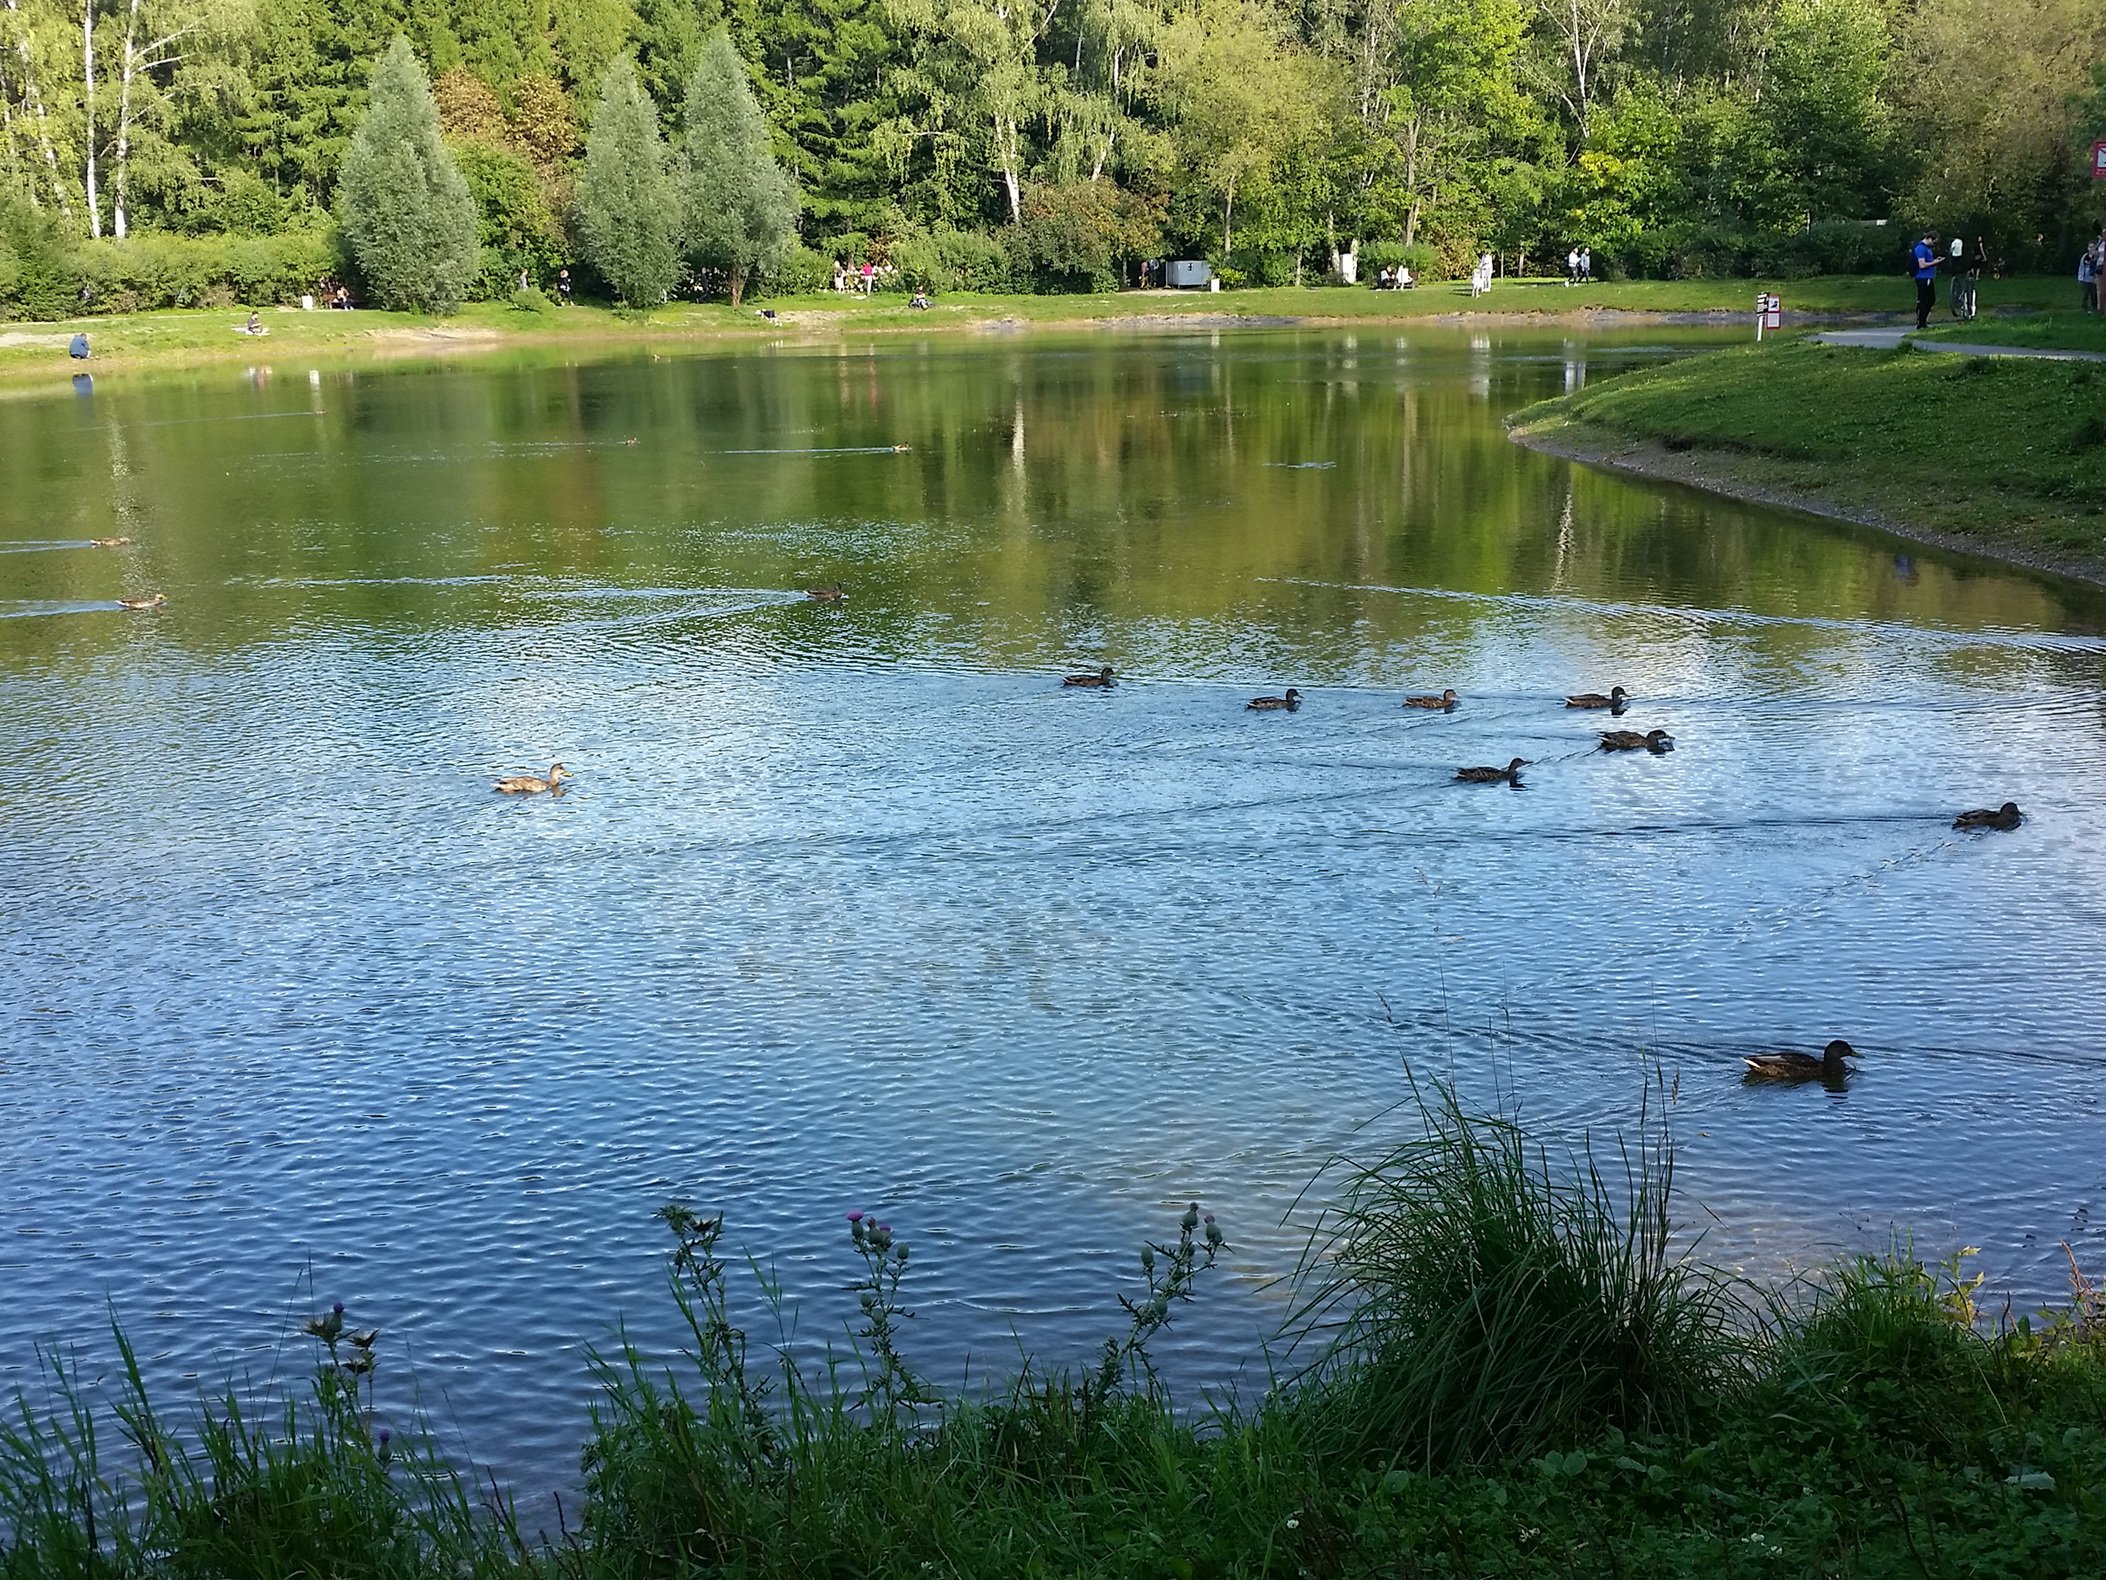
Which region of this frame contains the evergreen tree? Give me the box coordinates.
[683,29,798,306]
[334,37,480,312]
[577,55,682,307]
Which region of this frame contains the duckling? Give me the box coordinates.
[116,593,166,611]
[1599,728,1674,753]
[1403,688,1459,711]
[1455,757,1528,784]
[1565,686,1629,712]
[1743,1039,1858,1082]
[804,582,845,602]
[1248,688,1302,711]
[494,762,571,795]
[1953,801,2022,831]
[88,537,131,548]
[1063,665,1115,689]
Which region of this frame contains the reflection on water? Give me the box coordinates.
[2,328,2104,1496]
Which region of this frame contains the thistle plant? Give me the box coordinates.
[656,1202,772,1443]
[1086,1202,1227,1413]
[845,1210,928,1430]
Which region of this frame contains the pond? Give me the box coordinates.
[3,326,2103,1496]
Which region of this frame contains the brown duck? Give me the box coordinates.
[1743,1039,1858,1082]
[89,537,132,548]
[1455,757,1528,784]
[1600,728,1674,753]
[804,582,845,602]
[1565,686,1629,712]
[1063,665,1115,689]
[495,763,572,795]
[1403,688,1459,711]
[1953,801,2022,831]
[1248,688,1302,711]
[116,593,166,610]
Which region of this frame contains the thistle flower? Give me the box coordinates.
[1180,1203,1200,1233]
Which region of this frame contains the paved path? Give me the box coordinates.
[1813,326,2106,361]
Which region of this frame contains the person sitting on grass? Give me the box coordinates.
[909,290,931,310]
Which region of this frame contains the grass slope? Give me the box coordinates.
[1511,336,2106,571]
[0,275,2077,385]
[1918,311,2106,354]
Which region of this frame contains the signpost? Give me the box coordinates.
[2093,139,2106,180]
[1755,293,1782,341]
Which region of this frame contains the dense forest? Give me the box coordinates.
[3,0,2106,308]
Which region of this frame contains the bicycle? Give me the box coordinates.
[1949,267,1978,323]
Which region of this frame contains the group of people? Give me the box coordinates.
[512,269,574,304]
[1372,263,1415,290]
[1563,246,1594,284]
[2078,232,2106,314]
[830,259,878,294]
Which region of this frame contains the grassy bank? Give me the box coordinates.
[1918,312,2106,354]
[1509,336,2106,580]
[0,275,2077,386]
[5,1094,2103,1578]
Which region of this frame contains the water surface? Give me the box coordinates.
[4,328,2103,1494]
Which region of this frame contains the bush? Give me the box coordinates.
[0,196,79,320]
[887,226,1016,294]
[1,227,338,319]
[1361,239,1441,281]
[757,245,832,297]
[454,141,565,300]
[1016,182,1162,292]
[511,286,553,314]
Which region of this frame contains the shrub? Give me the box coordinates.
[454,141,565,300]
[887,226,1016,294]
[1017,182,1161,292]
[1360,239,1441,281]
[60,230,338,315]
[511,286,553,313]
[335,37,480,312]
[757,244,832,296]
[0,196,80,320]
[1288,1081,1741,1468]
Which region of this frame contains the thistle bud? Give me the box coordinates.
[1180,1203,1200,1233]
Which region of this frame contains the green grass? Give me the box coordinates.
[1512,335,2106,568]
[0,276,2077,385]
[1918,310,2106,354]
[6,1091,2105,1577]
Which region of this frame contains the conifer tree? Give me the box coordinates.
[334,38,480,313]
[577,57,682,309]
[682,30,800,307]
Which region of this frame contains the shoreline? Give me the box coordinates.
[1506,416,2106,591]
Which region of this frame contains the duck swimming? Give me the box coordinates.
[1456,757,1528,784]
[1063,665,1115,688]
[1248,688,1302,711]
[805,582,845,602]
[88,537,131,548]
[116,593,166,610]
[1953,801,2022,831]
[1743,1039,1858,1082]
[1600,728,1674,753]
[495,763,571,795]
[1403,688,1459,710]
[1566,686,1629,712]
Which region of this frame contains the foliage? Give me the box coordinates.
[576,55,683,308]
[334,37,480,312]
[455,140,566,297]
[1016,180,1160,291]
[682,29,800,306]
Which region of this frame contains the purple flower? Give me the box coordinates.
[846,1210,865,1222]
[332,1302,344,1315]
[377,1428,391,1445]
[877,1224,891,1235]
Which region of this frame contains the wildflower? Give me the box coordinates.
[895,1242,910,1265]
[1285,1517,1300,1530]
[1141,1244,1155,1274]
[847,1210,864,1222]
[1180,1203,1200,1233]
[376,1427,393,1464]
[1204,1216,1225,1253]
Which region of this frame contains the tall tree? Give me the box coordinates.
[335,35,480,311]
[576,52,680,305]
[1156,0,1315,256]
[682,27,796,305]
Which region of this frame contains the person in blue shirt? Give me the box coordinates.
[1912,232,1939,329]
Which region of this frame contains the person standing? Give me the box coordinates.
[1911,231,1939,329]
[2081,243,2099,315]
[1579,245,1592,282]
[557,268,572,306]
[1566,246,1579,285]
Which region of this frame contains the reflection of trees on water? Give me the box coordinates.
[0,331,2097,687]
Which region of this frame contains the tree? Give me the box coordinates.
[335,36,479,311]
[1156,0,1316,257]
[576,53,680,306]
[682,27,797,305]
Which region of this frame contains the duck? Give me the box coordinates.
[116,593,166,610]
[494,763,571,795]
[890,443,911,453]
[1565,686,1629,712]
[1455,757,1528,784]
[1599,728,1674,753]
[1743,1039,1858,1082]
[1063,665,1115,689]
[1403,688,1459,711]
[1953,801,2022,831]
[804,582,845,602]
[88,537,131,548]
[622,436,640,446]
[1248,688,1302,711]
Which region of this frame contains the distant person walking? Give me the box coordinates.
[556,268,572,306]
[1911,231,1939,329]
[1579,246,1592,282]
[860,261,874,295]
[2081,244,2100,315]
[1566,246,1580,285]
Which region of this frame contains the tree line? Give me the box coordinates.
[4,0,2106,307]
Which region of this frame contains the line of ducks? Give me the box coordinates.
[1058,666,2023,830]
[68,536,166,608]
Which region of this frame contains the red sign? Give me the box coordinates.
[2094,139,2106,180]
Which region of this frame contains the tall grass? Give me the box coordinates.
[1287,1080,1741,1468]
[5,1086,2104,1577]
